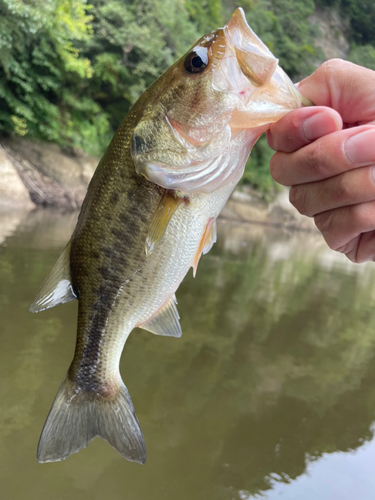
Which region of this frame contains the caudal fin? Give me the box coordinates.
[37,375,146,464]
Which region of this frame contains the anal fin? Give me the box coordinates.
[192,218,217,277]
[30,241,76,313]
[145,191,187,256]
[139,295,181,337]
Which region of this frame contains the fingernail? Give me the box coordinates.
[345,129,375,165]
[303,111,340,141]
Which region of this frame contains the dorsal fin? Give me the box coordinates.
[30,241,76,313]
[192,218,217,277]
[145,191,187,256]
[139,295,181,337]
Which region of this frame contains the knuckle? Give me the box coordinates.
[289,186,311,216]
[266,129,275,150]
[350,203,375,230]
[304,141,328,179]
[318,59,346,81]
[288,185,298,207]
[336,240,355,256]
[314,211,336,245]
[313,212,327,233]
[334,175,351,204]
[269,154,282,182]
[349,204,364,227]
[321,58,345,71]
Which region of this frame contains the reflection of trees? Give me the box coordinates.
[2,213,375,499]
[0,243,65,444]
[124,222,375,499]
[0,211,77,479]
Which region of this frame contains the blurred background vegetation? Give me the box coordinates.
[0,0,374,198]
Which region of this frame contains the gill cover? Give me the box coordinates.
[131,8,312,195]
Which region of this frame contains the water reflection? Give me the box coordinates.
[1,210,375,500]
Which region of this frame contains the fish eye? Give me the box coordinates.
[184,47,208,74]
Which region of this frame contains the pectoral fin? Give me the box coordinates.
[139,295,181,337]
[202,219,217,255]
[145,191,187,255]
[192,218,217,277]
[30,241,76,313]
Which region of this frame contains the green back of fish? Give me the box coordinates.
[69,97,164,383]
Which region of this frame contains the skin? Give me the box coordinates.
[268,59,375,263]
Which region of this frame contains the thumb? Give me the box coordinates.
[297,59,375,125]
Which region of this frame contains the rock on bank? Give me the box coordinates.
[0,138,99,210]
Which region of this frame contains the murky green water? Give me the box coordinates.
[2,209,375,500]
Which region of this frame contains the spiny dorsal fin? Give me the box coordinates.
[30,241,76,313]
[145,191,187,256]
[192,218,217,277]
[139,294,181,337]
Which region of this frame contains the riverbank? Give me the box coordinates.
[0,138,98,210]
[0,137,316,232]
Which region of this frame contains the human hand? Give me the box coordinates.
[268,59,375,262]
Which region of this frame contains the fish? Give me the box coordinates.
[30,8,311,464]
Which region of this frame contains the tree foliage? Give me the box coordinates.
[347,44,375,71]
[0,0,93,142]
[82,0,198,135]
[342,0,375,45]
[1,0,374,192]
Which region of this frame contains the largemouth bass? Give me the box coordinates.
[30,8,311,464]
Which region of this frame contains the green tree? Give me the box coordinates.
[0,0,95,144]
[342,0,375,45]
[185,0,223,32]
[347,44,375,71]
[237,0,318,79]
[242,135,281,198]
[82,0,199,133]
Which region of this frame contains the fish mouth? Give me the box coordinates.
[213,8,313,128]
[132,8,314,196]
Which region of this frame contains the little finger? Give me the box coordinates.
[314,201,375,254]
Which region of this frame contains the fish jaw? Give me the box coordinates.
[131,8,312,196]
[216,7,313,128]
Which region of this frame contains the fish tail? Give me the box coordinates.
[37,374,146,464]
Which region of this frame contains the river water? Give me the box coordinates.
[1,209,375,500]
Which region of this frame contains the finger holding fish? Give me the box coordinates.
[268,60,375,262]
